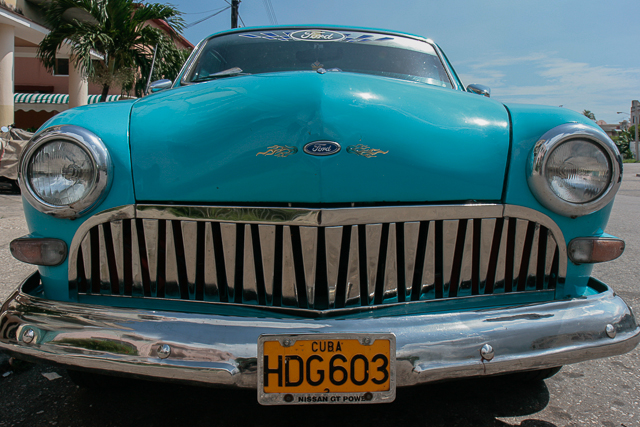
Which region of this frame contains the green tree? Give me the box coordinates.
[613,130,633,159]
[37,0,185,101]
[582,110,596,121]
[134,39,191,97]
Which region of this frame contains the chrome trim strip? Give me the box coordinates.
[504,205,567,279]
[68,206,135,293]
[429,42,460,90]
[136,204,504,226]
[176,39,206,86]
[527,123,623,217]
[19,125,113,219]
[2,274,637,389]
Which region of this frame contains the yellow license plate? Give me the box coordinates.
[257,333,396,405]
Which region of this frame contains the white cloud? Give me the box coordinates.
[457,54,640,123]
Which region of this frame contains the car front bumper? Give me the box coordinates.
[0,272,638,388]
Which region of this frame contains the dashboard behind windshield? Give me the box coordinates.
[183,29,453,88]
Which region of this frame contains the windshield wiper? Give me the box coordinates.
[192,67,247,82]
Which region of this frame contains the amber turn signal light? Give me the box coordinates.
[10,238,67,266]
[568,237,625,265]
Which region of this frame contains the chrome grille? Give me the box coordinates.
[68,205,566,310]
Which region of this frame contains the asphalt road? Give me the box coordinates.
[1,166,640,427]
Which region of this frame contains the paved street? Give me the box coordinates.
[1,166,639,427]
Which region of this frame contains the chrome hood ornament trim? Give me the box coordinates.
[256,145,298,157]
[347,144,389,158]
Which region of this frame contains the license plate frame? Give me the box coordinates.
[257,333,396,405]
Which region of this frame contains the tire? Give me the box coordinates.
[506,366,562,382]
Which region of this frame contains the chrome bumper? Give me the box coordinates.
[1,273,638,388]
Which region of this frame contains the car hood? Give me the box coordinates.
[130,72,510,204]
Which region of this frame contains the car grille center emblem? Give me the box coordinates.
[303,141,341,156]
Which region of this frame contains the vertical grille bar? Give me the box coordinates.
[364,224,383,306]
[410,221,429,301]
[448,219,468,298]
[233,224,245,304]
[325,226,343,309]
[313,227,328,310]
[471,218,481,295]
[334,225,353,308]
[536,226,549,291]
[110,221,124,295]
[172,221,190,300]
[504,218,517,293]
[220,223,236,302]
[203,222,219,300]
[484,218,504,295]
[210,222,228,302]
[140,220,156,297]
[181,221,198,299]
[195,222,206,301]
[382,223,398,303]
[517,221,537,292]
[89,227,100,294]
[155,220,167,298]
[164,221,181,299]
[373,223,390,305]
[250,224,266,306]
[100,223,119,295]
[299,226,318,308]
[434,221,444,299]
[346,225,360,306]
[258,224,276,305]
[289,226,309,308]
[281,226,297,307]
[242,224,257,304]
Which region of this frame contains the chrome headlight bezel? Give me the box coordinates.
[19,125,112,219]
[527,123,622,217]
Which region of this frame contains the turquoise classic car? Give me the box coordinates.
[1,26,638,405]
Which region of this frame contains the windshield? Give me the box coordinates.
[183,29,453,88]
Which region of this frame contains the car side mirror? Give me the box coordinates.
[149,79,173,93]
[467,84,491,98]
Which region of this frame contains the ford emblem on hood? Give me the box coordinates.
[303,141,342,156]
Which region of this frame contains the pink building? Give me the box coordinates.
[0,0,192,129]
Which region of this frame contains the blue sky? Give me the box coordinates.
[170,0,640,124]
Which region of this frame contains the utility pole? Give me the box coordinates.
[633,100,640,161]
[231,0,240,28]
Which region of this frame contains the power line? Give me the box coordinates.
[186,6,230,28]
[238,13,246,27]
[262,0,277,25]
[183,6,227,15]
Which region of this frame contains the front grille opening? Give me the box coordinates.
[71,215,561,310]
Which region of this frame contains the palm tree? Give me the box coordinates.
[37,0,185,101]
[582,110,596,121]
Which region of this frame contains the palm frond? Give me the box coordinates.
[36,0,188,97]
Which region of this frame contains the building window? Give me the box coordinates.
[54,58,69,76]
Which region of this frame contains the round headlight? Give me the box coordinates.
[28,140,95,205]
[20,125,112,218]
[527,123,622,217]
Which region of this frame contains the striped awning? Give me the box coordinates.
[14,93,123,104]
